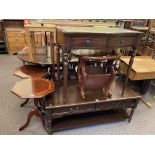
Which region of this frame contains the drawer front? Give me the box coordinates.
[70,37,107,49]
[53,104,95,116]
[109,37,137,48]
[8,44,25,51]
[6,31,22,37]
[96,100,134,111]
[7,36,25,44]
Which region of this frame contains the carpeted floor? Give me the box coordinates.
[0,54,155,135]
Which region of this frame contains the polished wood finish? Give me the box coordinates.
[14,65,48,79]
[119,56,155,80]
[45,77,141,134]
[56,26,143,99]
[77,55,118,99]
[11,77,54,131]
[46,78,140,107]
[11,77,54,99]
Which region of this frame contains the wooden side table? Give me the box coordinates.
[14,65,48,107]
[14,65,48,79]
[119,56,155,95]
[11,77,54,131]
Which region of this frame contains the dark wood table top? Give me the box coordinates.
[46,77,141,108]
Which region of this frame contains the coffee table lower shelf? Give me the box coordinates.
[44,109,131,134]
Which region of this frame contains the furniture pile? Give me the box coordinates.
[10,19,149,134]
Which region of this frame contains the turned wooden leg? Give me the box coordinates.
[38,98,45,114]
[107,91,112,98]
[128,107,135,123]
[80,85,85,99]
[63,62,68,101]
[49,66,55,80]
[45,109,53,134]
[104,86,112,98]
[20,98,29,107]
[19,99,45,131]
[78,70,85,99]
[128,101,138,123]
[57,47,60,85]
[38,98,42,107]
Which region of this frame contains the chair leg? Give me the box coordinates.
[20,98,29,107]
[80,85,85,99]
[38,98,45,114]
[103,86,112,98]
[19,99,45,131]
[78,69,85,99]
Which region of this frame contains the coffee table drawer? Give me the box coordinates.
[53,104,95,116]
[109,37,137,48]
[70,37,107,48]
[96,100,134,111]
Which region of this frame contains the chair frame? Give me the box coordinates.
[77,55,118,99]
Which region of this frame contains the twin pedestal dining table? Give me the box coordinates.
[17,25,145,134]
